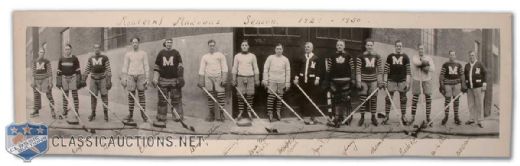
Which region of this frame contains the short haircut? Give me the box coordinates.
[468,50,476,54]
[130,37,140,42]
[305,41,313,47]
[365,39,374,44]
[395,40,402,45]
[275,43,283,48]
[241,39,249,45]
[163,39,173,47]
[449,50,455,54]
[208,39,216,45]
[337,39,346,44]
[65,44,72,49]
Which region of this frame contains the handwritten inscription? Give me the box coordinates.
[343,140,358,156]
[456,138,470,157]
[223,138,241,156]
[278,137,297,155]
[340,17,362,24]
[370,132,390,155]
[172,17,221,26]
[297,17,322,24]
[430,136,447,156]
[118,16,164,26]
[243,15,278,25]
[117,15,362,27]
[297,16,363,25]
[399,138,418,156]
[248,135,270,155]
[118,16,222,27]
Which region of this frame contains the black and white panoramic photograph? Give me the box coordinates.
[26,27,501,139]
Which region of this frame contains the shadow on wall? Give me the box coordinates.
[29,32,234,119]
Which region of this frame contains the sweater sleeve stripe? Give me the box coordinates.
[105,60,112,77]
[84,59,92,76]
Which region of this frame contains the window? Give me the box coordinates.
[242,27,300,37]
[316,28,364,43]
[421,29,435,55]
[316,28,340,40]
[61,28,70,55]
[103,27,127,50]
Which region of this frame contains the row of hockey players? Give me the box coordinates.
[30,38,487,128]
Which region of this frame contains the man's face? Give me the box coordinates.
[132,39,139,50]
[164,40,173,50]
[469,51,477,62]
[336,41,345,52]
[275,46,283,55]
[418,45,424,55]
[64,46,72,56]
[305,43,313,53]
[449,51,456,61]
[93,44,101,55]
[395,42,402,53]
[365,41,374,52]
[38,49,45,58]
[208,42,216,53]
[241,42,249,52]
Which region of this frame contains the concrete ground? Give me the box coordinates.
[27,83,499,140]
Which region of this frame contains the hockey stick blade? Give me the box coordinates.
[156,85,196,132]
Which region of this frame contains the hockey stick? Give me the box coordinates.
[127,91,151,122]
[200,87,237,124]
[341,88,379,124]
[86,89,132,134]
[294,84,333,123]
[32,87,59,126]
[383,88,414,136]
[156,85,196,132]
[235,86,279,133]
[409,92,464,137]
[267,86,304,121]
[234,86,260,119]
[58,88,93,133]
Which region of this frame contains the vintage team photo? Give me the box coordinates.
[25,27,501,139]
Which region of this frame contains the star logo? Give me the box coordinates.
[336,56,345,64]
[36,126,44,134]
[10,127,18,134]
[23,125,31,135]
[6,122,49,161]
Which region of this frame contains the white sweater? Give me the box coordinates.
[122,50,150,78]
[411,54,435,81]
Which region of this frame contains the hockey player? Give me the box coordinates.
[325,40,355,127]
[464,50,487,128]
[293,42,324,125]
[56,44,83,119]
[81,44,112,122]
[439,50,465,125]
[121,37,150,124]
[152,39,185,127]
[356,39,383,126]
[262,43,291,122]
[31,47,56,118]
[232,40,260,120]
[410,44,435,125]
[198,39,229,122]
[382,40,411,125]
